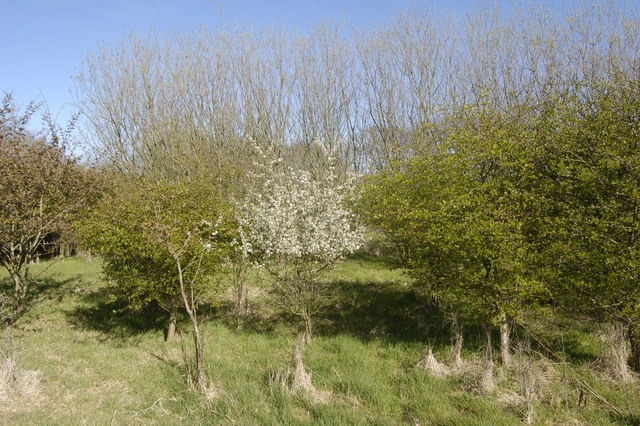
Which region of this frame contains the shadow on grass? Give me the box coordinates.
[530,331,600,365]
[232,276,454,347]
[2,274,79,324]
[33,275,80,302]
[315,279,444,344]
[149,350,188,384]
[67,286,167,339]
[522,315,603,365]
[0,275,76,302]
[214,299,295,341]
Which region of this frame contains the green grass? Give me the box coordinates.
[1,255,639,424]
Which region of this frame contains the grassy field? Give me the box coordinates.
[1,256,639,425]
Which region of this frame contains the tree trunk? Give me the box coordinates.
[10,270,28,318]
[500,312,512,367]
[2,252,31,321]
[234,284,247,316]
[233,264,248,325]
[630,324,640,373]
[480,323,497,393]
[301,310,313,346]
[449,311,464,369]
[165,308,177,341]
[604,321,631,382]
[192,320,206,391]
[175,255,206,391]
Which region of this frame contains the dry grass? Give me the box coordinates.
[416,346,450,377]
[268,343,333,404]
[0,344,43,410]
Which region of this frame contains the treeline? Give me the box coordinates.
[360,82,640,382]
[75,1,639,179]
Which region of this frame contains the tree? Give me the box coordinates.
[531,81,640,378]
[0,93,100,319]
[72,0,640,377]
[360,106,551,370]
[238,152,363,346]
[150,183,235,391]
[75,2,640,178]
[81,178,235,390]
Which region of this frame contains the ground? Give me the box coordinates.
[0,256,638,424]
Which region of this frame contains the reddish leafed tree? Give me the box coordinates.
[0,93,100,319]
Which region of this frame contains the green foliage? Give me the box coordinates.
[80,178,235,316]
[360,77,640,368]
[533,81,640,330]
[359,108,549,323]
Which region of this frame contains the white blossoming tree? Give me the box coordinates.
[239,158,363,346]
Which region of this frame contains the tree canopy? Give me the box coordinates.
[0,93,100,318]
[81,178,235,339]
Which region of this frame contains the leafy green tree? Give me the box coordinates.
[363,77,640,379]
[360,108,550,367]
[81,178,235,389]
[532,81,640,377]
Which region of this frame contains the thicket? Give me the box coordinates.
[3,0,639,418]
[74,0,640,368]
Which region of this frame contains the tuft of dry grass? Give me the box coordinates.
[416,346,450,378]
[0,343,42,408]
[268,342,333,404]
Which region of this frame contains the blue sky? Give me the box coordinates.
[0,0,601,128]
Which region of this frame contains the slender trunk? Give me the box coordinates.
[11,271,22,316]
[484,324,493,363]
[500,312,512,367]
[302,310,312,346]
[192,321,205,390]
[175,256,205,391]
[12,271,23,301]
[10,270,28,318]
[2,256,28,320]
[59,243,68,259]
[234,283,247,316]
[630,324,640,373]
[165,308,177,341]
[481,323,496,393]
[449,311,464,368]
[233,264,248,324]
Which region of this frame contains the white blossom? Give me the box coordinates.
[238,164,364,265]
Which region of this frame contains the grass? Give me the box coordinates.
[0,255,639,424]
